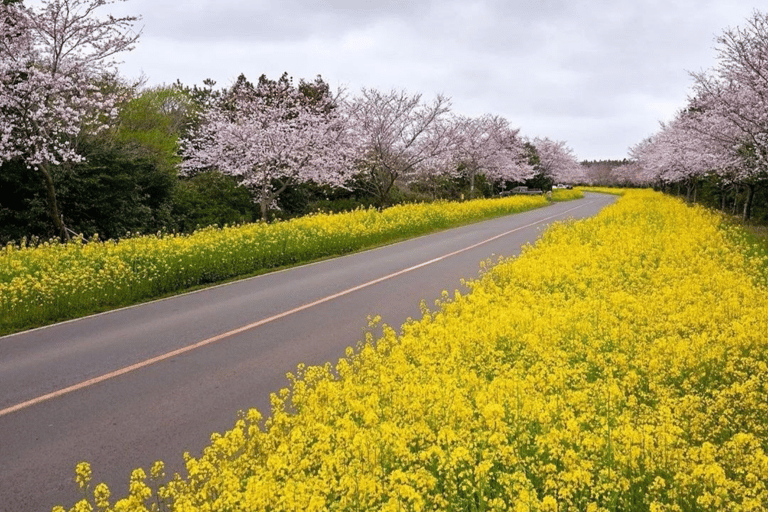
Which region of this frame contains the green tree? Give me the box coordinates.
[54,138,177,239]
[0,159,53,244]
[521,142,554,191]
[172,171,255,232]
[0,84,191,242]
[115,85,192,175]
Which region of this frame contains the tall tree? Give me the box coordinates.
[345,88,454,207]
[181,74,353,221]
[0,0,140,239]
[531,137,584,186]
[448,114,532,198]
[0,84,187,242]
[636,114,728,202]
[115,84,192,174]
[687,9,768,219]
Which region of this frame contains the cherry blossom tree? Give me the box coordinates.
[630,114,728,202]
[0,0,140,239]
[628,136,663,186]
[628,10,768,218]
[345,88,454,207]
[447,114,533,198]
[612,160,649,187]
[531,137,584,186]
[687,9,768,218]
[181,74,354,221]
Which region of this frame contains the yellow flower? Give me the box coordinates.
[75,462,91,491]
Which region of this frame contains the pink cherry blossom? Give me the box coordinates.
[344,88,455,206]
[182,76,355,221]
[0,0,140,239]
[531,137,584,185]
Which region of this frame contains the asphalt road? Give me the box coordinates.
[0,192,618,512]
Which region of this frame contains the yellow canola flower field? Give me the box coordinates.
[0,194,557,334]
[548,188,584,202]
[61,190,768,512]
[576,186,628,196]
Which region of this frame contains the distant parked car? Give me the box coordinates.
[505,186,543,195]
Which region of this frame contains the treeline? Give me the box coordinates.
[0,79,544,244]
[580,160,633,187]
[622,9,768,222]
[0,0,585,245]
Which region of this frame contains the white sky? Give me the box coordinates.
[104,0,760,161]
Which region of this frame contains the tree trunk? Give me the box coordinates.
[377,173,396,210]
[37,163,70,241]
[720,184,727,212]
[743,183,755,222]
[259,180,270,222]
[259,177,291,222]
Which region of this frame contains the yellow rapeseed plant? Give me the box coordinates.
[59,189,768,511]
[576,186,628,196]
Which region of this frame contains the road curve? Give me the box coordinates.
[0,193,618,512]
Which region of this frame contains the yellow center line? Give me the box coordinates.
[0,200,594,418]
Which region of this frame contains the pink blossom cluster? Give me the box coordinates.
[531,136,584,185]
[448,114,534,193]
[0,0,139,239]
[181,77,357,220]
[0,0,139,169]
[631,10,768,191]
[343,88,456,188]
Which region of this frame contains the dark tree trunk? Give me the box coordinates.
[380,179,394,209]
[720,184,727,212]
[468,166,477,200]
[38,163,70,241]
[259,178,291,222]
[375,170,397,210]
[743,183,756,222]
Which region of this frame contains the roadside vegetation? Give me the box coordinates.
[578,188,768,275]
[547,188,583,202]
[57,190,768,512]
[577,186,628,196]
[1,192,583,336]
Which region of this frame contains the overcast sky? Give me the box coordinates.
[105,0,760,161]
